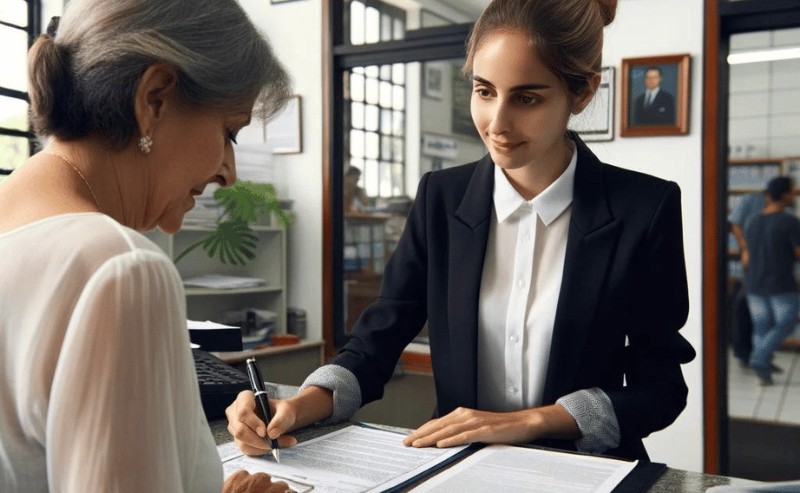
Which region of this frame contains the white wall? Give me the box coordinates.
[241,0,707,472]
[240,0,325,343]
[588,0,705,471]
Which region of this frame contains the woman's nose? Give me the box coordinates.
[487,100,512,135]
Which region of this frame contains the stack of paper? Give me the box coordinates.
[183,274,266,290]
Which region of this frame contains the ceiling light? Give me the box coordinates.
[728,46,800,65]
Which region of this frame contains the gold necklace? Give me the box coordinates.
[45,152,101,210]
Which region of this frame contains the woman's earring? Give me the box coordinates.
[138,134,153,154]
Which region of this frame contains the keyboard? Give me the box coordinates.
[192,349,250,420]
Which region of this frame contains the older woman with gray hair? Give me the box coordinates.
[0,0,293,491]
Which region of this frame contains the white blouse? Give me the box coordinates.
[476,151,575,411]
[0,213,222,493]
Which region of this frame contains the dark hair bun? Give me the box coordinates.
[595,0,618,26]
[27,34,85,139]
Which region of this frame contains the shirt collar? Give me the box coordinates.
[493,141,577,226]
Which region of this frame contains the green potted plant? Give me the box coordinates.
[174,180,291,265]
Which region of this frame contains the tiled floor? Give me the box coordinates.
[727,348,800,424]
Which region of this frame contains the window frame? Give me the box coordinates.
[323,0,473,355]
[0,0,42,175]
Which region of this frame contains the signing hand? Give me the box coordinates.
[402,404,580,449]
[225,390,298,456]
[222,470,293,493]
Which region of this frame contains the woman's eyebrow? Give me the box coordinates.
[472,75,551,92]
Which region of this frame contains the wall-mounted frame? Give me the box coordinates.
[423,62,444,100]
[570,66,615,142]
[267,94,302,154]
[422,133,458,159]
[621,53,690,137]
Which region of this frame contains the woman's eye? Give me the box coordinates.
[518,94,538,105]
[474,88,491,97]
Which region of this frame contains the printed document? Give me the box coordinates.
[410,444,637,493]
[217,425,468,493]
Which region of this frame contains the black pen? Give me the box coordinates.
[246,357,280,462]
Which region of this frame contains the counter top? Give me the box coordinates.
[209,384,756,492]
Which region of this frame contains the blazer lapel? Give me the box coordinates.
[446,155,493,410]
[543,136,622,403]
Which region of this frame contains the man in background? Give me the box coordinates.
[744,176,800,385]
[729,190,766,369]
[633,66,675,125]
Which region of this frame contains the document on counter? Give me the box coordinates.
[217,424,470,493]
[410,444,638,493]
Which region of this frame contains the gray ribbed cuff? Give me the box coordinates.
[299,364,362,425]
[556,387,621,454]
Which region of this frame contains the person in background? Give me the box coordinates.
[632,66,676,126]
[228,0,694,462]
[729,190,766,369]
[0,1,294,491]
[344,165,369,213]
[743,176,800,386]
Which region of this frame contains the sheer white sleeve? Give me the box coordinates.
[45,250,222,493]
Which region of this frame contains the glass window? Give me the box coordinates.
[0,2,28,27]
[0,96,29,132]
[0,135,28,169]
[343,0,490,46]
[0,27,28,91]
[1,0,39,175]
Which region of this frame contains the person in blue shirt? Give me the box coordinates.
[729,191,766,368]
[743,177,800,385]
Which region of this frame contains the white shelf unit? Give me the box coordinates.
[145,225,287,334]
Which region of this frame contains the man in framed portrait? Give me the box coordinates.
[633,66,675,125]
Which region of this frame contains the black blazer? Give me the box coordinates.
[333,134,695,461]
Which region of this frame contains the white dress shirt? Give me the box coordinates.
[476,148,575,411]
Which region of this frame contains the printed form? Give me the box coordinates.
[217,425,468,493]
[410,444,637,493]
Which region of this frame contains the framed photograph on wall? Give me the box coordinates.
[621,53,690,137]
[266,94,302,154]
[423,62,444,100]
[570,66,615,142]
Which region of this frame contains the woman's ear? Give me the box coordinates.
[133,63,179,138]
[572,73,602,115]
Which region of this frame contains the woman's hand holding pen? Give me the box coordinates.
[402,404,581,449]
[226,386,334,457]
[226,390,298,456]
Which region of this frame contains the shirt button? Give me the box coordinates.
[509,335,518,343]
[517,280,524,288]
[523,233,532,241]
[508,385,519,394]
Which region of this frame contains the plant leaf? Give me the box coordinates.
[200,220,258,265]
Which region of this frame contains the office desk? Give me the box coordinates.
[209,384,755,492]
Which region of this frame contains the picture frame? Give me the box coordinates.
[270,0,303,4]
[570,66,615,142]
[620,53,690,137]
[423,62,444,100]
[266,94,302,154]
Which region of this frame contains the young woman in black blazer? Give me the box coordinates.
[227,0,695,461]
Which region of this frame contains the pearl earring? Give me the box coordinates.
[138,134,153,154]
